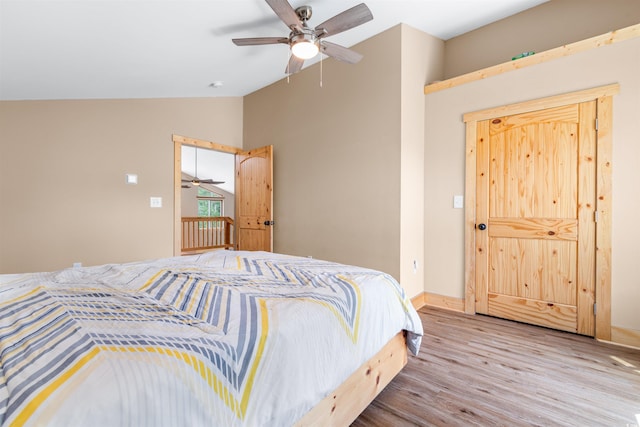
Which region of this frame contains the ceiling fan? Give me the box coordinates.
[182,147,225,187]
[232,0,373,74]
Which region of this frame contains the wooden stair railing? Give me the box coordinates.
[181,216,234,254]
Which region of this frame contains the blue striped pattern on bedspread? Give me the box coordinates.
[0,251,423,426]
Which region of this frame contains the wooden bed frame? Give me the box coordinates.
[296,331,408,426]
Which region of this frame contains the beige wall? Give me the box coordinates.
[425,37,640,332]
[243,25,442,294]
[444,0,640,79]
[0,97,243,273]
[243,26,403,279]
[400,25,444,297]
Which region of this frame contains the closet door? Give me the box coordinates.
[475,102,596,335]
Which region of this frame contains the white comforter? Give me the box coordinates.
[0,251,423,426]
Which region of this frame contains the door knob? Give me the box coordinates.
[477,223,487,230]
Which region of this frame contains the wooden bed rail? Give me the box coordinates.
[181,216,234,253]
[296,331,408,426]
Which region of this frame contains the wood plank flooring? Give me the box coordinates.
[352,307,640,426]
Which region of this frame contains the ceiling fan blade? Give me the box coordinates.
[314,3,373,38]
[286,55,304,74]
[265,0,302,32]
[321,41,363,64]
[233,37,289,46]
[198,179,225,185]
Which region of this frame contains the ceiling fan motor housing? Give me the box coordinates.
[295,5,312,22]
[290,31,316,45]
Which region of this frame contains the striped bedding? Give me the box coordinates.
[0,250,423,426]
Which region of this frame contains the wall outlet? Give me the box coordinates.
[73,262,82,268]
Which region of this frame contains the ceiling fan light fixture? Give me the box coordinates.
[291,37,318,59]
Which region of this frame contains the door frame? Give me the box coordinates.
[172,135,242,256]
[462,84,619,341]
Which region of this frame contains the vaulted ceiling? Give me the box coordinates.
[1,0,547,101]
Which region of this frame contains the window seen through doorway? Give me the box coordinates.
[198,187,224,217]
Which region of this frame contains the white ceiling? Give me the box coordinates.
[0,0,547,101]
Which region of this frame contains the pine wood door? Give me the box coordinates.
[475,102,596,335]
[235,145,273,251]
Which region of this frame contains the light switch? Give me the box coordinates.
[453,195,464,209]
[150,197,162,208]
[126,174,138,185]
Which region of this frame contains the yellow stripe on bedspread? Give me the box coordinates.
[11,347,100,427]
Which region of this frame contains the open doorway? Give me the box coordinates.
[173,135,242,255]
[180,145,235,253]
[180,145,235,219]
[172,135,274,255]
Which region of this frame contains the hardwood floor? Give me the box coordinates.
[352,307,640,427]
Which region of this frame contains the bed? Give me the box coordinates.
[0,250,423,426]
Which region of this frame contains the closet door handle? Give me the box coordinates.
[477,223,487,230]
